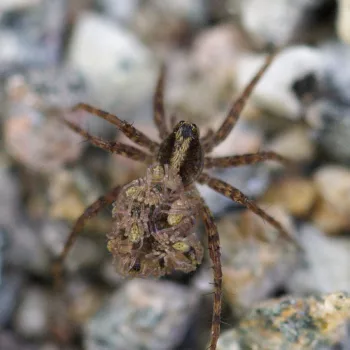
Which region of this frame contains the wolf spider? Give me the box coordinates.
[53,51,293,350]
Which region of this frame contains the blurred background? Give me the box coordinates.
[1,0,350,349]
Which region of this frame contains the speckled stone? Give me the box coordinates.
[218,207,300,311]
[218,292,350,350]
[84,279,199,350]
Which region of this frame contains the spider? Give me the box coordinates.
[53,51,293,350]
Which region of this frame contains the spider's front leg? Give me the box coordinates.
[52,186,121,291]
[71,103,159,152]
[201,52,277,153]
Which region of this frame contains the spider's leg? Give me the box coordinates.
[63,118,153,163]
[204,151,290,169]
[201,52,277,153]
[200,198,222,350]
[71,103,159,152]
[52,186,121,291]
[197,172,292,242]
[153,64,169,139]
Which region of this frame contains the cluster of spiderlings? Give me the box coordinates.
[107,163,204,277]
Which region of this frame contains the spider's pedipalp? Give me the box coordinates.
[153,64,169,139]
[62,118,153,163]
[204,151,290,169]
[197,172,293,242]
[71,103,159,152]
[201,52,278,153]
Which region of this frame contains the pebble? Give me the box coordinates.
[236,46,324,120]
[0,271,24,327]
[4,74,84,173]
[287,224,350,294]
[68,12,156,121]
[313,165,350,214]
[217,207,299,311]
[217,292,350,349]
[84,279,199,350]
[336,0,350,44]
[238,0,334,47]
[267,125,316,163]
[262,176,317,218]
[0,0,65,74]
[14,286,50,339]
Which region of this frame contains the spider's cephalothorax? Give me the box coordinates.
[107,161,204,277]
[54,52,291,350]
[157,120,203,186]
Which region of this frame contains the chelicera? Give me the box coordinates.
[53,52,293,349]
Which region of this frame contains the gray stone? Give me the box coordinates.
[287,224,350,294]
[67,12,156,121]
[14,285,50,338]
[217,292,350,350]
[238,0,333,47]
[0,271,24,327]
[0,0,65,75]
[236,46,324,120]
[85,279,199,350]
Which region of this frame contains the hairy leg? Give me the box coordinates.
[63,118,153,163]
[200,198,222,350]
[52,186,121,290]
[201,52,277,153]
[153,65,169,139]
[204,151,290,169]
[72,103,159,152]
[197,172,292,242]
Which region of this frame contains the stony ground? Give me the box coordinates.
[1,1,350,349]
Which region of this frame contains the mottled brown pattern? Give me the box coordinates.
[72,103,159,152]
[201,52,277,153]
[62,118,153,163]
[204,151,290,169]
[198,172,292,242]
[153,64,169,138]
[54,51,293,350]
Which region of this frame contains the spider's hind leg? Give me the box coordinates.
[52,185,121,291]
[198,172,294,243]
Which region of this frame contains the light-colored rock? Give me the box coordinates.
[218,292,350,350]
[236,46,324,120]
[14,286,50,338]
[68,12,156,120]
[288,224,350,294]
[262,176,317,217]
[85,279,199,350]
[239,0,332,47]
[314,165,350,214]
[267,125,316,162]
[337,0,350,44]
[218,207,299,311]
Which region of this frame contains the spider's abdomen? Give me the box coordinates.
[107,163,203,277]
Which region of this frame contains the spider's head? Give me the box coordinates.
[157,121,203,186]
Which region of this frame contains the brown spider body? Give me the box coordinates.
[53,51,295,350]
[107,121,204,277]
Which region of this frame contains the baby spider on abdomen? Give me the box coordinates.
[53,51,295,350]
